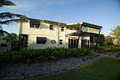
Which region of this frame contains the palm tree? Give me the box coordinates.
[0,0,27,30]
[0,0,27,50]
[0,12,27,26]
[0,0,15,7]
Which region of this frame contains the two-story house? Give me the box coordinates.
[17,18,102,49]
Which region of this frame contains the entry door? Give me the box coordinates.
[81,39,89,48]
[68,39,78,48]
[21,35,28,48]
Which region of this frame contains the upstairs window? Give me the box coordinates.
[49,25,53,30]
[30,19,40,28]
[59,40,63,44]
[61,27,64,31]
[36,37,47,44]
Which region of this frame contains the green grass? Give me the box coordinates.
[29,57,120,80]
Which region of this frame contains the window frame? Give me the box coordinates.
[61,27,64,31]
[49,25,53,30]
[30,20,40,29]
[36,37,47,44]
[59,39,63,44]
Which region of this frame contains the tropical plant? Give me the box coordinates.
[0,0,27,30]
[111,26,120,45]
[116,51,120,61]
[105,36,113,46]
[0,0,27,50]
[0,0,15,7]
[98,46,120,52]
[93,34,105,46]
[3,33,18,42]
[0,48,93,63]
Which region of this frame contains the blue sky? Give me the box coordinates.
[1,0,120,36]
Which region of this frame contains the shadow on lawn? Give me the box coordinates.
[116,72,120,80]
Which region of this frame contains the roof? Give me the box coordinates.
[26,18,66,26]
[67,22,102,29]
[23,17,102,29]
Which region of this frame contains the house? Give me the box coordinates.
[17,18,102,49]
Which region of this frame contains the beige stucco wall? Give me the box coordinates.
[17,20,90,49]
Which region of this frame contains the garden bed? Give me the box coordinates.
[0,53,100,79]
[0,48,92,64]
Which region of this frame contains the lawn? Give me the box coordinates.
[29,57,120,80]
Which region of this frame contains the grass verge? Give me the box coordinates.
[29,57,120,80]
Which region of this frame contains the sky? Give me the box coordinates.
[1,0,120,36]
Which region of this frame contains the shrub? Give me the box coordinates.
[97,46,120,52]
[0,48,92,64]
[116,51,120,61]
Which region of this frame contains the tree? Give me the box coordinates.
[105,36,113,46]
[94,34,105,46]
[111,26,120,45]
[3,33,18,42]
[0,0,15,7]
[0,0,27,30]
[0,0,27,50]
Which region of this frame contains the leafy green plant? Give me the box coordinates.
[0,48,93,64]
[98,46,120,52]
[116,51,120,62]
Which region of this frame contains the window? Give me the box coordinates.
[30,19,40,28]
[36,37,47,44]
[70,27,73,30]
[49,25,53,30]
[66,27,69,29]
[61,27,64,31]
[59,40,63,44]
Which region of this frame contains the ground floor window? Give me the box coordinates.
[36,37,47,44]
[68,39,78,48]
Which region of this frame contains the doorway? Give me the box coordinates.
[68,38,78,48]
[21,34,28,48]
[81,39,89,48]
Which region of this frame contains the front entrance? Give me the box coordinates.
[68,38,78,48]
[81,39,89,48]
[21,34,28,48]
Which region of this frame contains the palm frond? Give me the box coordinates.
[0,18,28,25]
[0,0,15,7]
[0,12,27,19]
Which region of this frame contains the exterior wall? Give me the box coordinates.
[18,20,67,49]
[28,35,58,49]
[17,20,90,49]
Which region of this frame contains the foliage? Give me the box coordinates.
[91,34,105,46]
[2,33,19,50]
[116,51,120,61]
[97,46,120,52]
[105,36,113,46]
[30,57,120,80]
[98,34,105,46]
[0,30,9,38]
[3,33,18,42]
[0,0,27,29]
[0,48,92,64]
[111,26,120,45]
[0,0,15,7]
